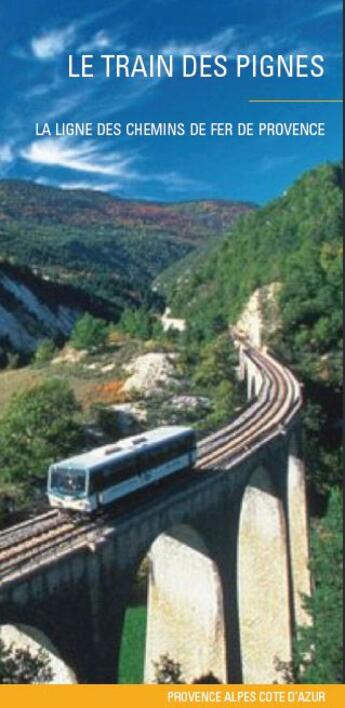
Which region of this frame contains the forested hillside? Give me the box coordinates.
[162,162,342,491]
[0,181,253,310]
[162,163,342,347]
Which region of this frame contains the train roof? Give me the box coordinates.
[50,426,194,471]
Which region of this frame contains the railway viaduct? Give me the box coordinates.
[0,341,311,684]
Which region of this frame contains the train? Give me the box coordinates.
[47,426,197,513]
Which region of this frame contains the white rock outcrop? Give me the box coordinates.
[160,307,186,333]
[123,352,177,397]
[235,283,281,347]
[52,347,87,365]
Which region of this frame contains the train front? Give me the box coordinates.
[47,463,93,512]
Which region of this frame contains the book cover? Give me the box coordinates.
[0,0,342,705]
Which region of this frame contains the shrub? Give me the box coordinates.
[0,638,53,684]
[0,379,84,484]
[153,654,183,684]
[70,313,108,351]
[119,306,163,341]
[34,339,57,365]
[6,352,20,370]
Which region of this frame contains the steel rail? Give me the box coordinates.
[196,350,286,467]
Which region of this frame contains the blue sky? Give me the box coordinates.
[0,0,342,204]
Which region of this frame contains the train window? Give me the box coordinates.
[86,432,195,493]
[149,447,161,465]
[170,441,180,454]
[165,439,183,456]
[102,463,114,477]
[135,450,147,473]
[143,450,153,467]
[140,443,172,472]
[95,455,137,487]
[116,458,136,482]
[51,468,86,496]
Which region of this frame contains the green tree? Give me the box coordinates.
[5,352,20,370]
[278,239,342,382]
[208,380,235,426]
[0,379,84,485]
[292,489,343,683]
[301,402,342,495]
[193,334,238,388]
[0,638,53,684]
[119,306,163,340]
[34,339,57,366]
[70,313,108,350]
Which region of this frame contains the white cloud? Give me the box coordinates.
[21,137,205,197]
[77,24,130,53]
[140,170,206,192]
[31,24,76,60]
[24,75,63,99]
[29,6,130,61]
[160,26,238,55]
[259,155,297,173]
[21,138,134,178]
[314,2,342,18]
[59,180,121,192]
[0,143,14,164]
[25,83,55,99]
[45,94,87,120]
[11,45,30,60]
[78,30,112,53]
[142,26,283,62]
[34,177,52,186]
[19,124,208,196]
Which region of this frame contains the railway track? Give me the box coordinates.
[0,342,302,582]
[0,510,61,552]
[0,517,105,578]
[197,348,296,468]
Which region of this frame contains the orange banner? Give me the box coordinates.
[0,685,344,708]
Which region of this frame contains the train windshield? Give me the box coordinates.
[50,468,86,496]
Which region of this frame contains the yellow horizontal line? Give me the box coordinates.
[249,99,343,103]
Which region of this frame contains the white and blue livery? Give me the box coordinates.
[47,426,197,513]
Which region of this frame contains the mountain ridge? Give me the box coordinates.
[0,180,255,234]
[0,179,254,310]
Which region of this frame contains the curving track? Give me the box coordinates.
[0,341,302,583]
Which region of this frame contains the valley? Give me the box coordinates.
[0,180,254,315]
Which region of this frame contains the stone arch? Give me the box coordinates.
[120,523,227,684]
[0,623,77,683]
[287,434,311,628]
[237,466,292,683]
